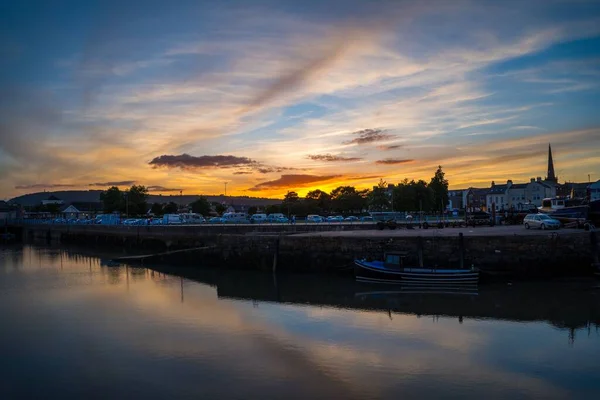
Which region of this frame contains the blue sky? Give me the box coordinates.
[1,0,599,198]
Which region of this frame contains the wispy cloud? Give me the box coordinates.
[89,180,136,187]
[375,159,414,165]
[147,185,181,192]
[14,183,78,190]
[306,154,363,162]
[149,154,257,169]
[248,174,341,191]
[343,129,394,145]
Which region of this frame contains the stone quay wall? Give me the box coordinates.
[17,224,598,278]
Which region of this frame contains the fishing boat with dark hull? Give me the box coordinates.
[355,251,479,285]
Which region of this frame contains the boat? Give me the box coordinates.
[354,251,479,285]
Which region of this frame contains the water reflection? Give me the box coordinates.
[1,245,599,399]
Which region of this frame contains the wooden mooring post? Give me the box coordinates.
[459,232,465,268]
[417,236,424,268]
[272,237,280,273]
[591,230,599,266]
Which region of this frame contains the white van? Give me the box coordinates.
[221,212,250,223]
[250,213,267,223]
[179,213,206,224]
[267,213,285,222]
[163,214,183,225]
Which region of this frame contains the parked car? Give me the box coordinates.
[327,216,344,222]
[251,213,268,223]
[274,216,289,223]
[306,215,324,223]
[523,214,560,230]
[360,216,374,222]
[209,217,223,224]
[267,213,286,222]
[345,216,359,221]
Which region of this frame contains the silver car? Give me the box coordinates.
[523,214,560,230]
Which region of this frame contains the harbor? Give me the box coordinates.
[1,245,599,399]
[6,222,599,279]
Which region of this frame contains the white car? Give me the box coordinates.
[523,214,560,230]
[307,215,324,223]
[327,216,344,222]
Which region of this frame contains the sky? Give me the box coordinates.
[1,0,600,199]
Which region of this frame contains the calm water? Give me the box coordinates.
[1,245,600,399]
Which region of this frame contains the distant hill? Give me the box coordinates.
[10,190,282,207]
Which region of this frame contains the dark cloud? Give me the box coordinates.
[147,186,182,192]
[248,174,341,191]
[15,183,77,190]
[344,128,394,145]
[377,144,403,151]
[257,166,296,174]
[306,154,363,162]
[89,180,136,187]
[375,158,414,165]
[149,154,257,169]
[233,171,253,175]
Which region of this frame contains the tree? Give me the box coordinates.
[265,204,281,215]
[330,186,368,214]
[150,203,164,215]
[126,185,149,216]
[100,186,125,213]
[283,191,299,204]
[305,189,331,213]
[190,196,211,216]
[215,203,227,215]
[369,179,390,211]
[247,206,258,215]
[429,165,449,213]
[163,202,178,214]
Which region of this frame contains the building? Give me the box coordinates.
[526,177,556,206]
[60,202,103,219]
[486,181,511,211]
[0,201,18,221]
[41,195,64,206]
[558,182,589,199]
[590,180,600,202]
[507,183,528,210]
[447,190,464,210]
[546,144,558,183]
[464,188,488,212]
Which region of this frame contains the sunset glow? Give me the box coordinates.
[1,0,599,199]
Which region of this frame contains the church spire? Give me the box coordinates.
[546,143,557,183]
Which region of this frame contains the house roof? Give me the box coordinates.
[488,184,508,194]
[0,201,15,212]
[510,183,528,189]
[70,202,103,212]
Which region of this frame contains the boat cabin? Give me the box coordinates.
[540,197,566,210]
[384,251,409,268]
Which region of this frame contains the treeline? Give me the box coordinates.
[100,185,214,216]
[268,166,450,215]
[99,166,449,216]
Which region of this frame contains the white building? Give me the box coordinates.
[590,180,600,202]
[486,181,511,211]
[526,177,557,207]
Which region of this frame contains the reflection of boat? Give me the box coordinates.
[354,251,479,285]
[148,265,600,332]
[356,285,479,296]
